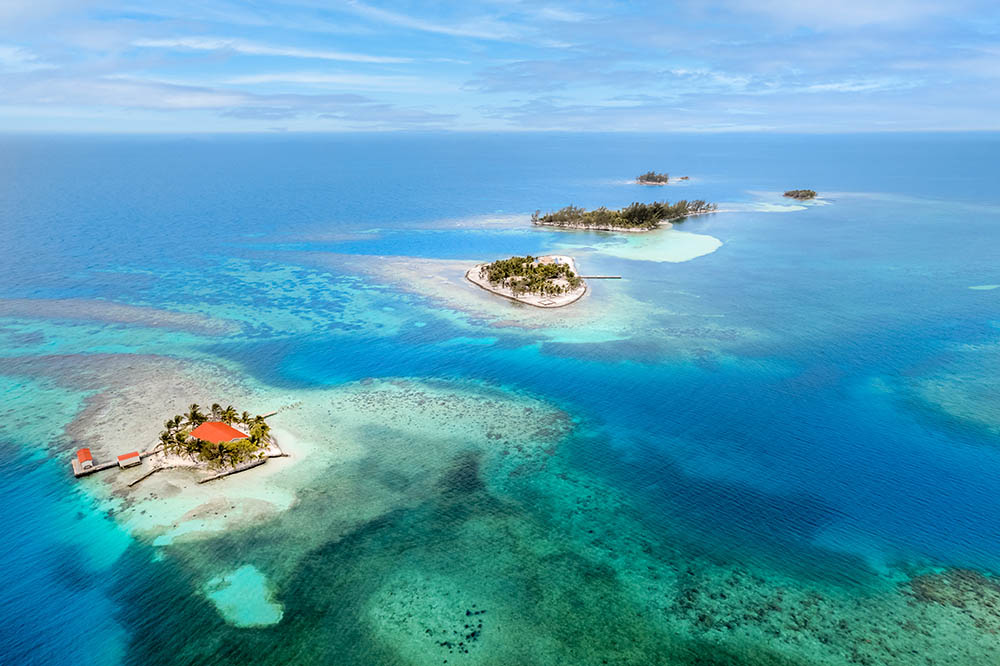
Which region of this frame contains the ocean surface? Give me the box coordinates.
[2,132,1000,665]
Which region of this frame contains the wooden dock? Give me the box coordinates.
[198,458,268,484]
[580,275,621,279]
[127,465,166,487]
[71,459,118,477]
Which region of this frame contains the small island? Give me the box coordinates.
[466,255,586,308]
[636,171,690,185]
[159,403,276,470]
[783,189,817,200]
[636,171,670,185]
[71,403,284,483]
[532,200,717,232]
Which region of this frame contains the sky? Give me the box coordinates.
[1,0,998,132]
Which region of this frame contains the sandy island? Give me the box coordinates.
[466,255,587,308]
[533,211,716,233]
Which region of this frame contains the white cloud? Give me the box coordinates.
[0,0,93,25]
[718,0,971,28]
[224,72,459,93]
[114,0,374,36]
[801,79,912,93]
[0,71,456,127]
[0,45,54,72]
[342,0,520,40]
[132,37,411,64]
[529,7,591,23]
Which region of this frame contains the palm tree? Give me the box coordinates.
[240,410,251,425]
[158,432,174,454]
[210,403,223,421]
[221,405,238,425]
[185,403,205,428]
[172,430,188,455]
[248,417,271,448]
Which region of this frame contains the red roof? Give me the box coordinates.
[117,451,140,461]
[77,448,92,463]
[189,421,248,444]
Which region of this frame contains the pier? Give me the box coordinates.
[198,458,268,483]
[579,275,621,279]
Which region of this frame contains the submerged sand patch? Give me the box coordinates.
[204,565,284,627]
[13,353,572,556]
[559,229,723,263]
[303,252,659,337]
[905,341,1000,436]
[296,251,764,356]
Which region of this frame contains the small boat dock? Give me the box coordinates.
[580,275,621,279]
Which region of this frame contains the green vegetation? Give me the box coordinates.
[479,256,582,297]
[158,402,271,469]
[637,171,670,184]
[532,200,717,230]
[783,189,817,200]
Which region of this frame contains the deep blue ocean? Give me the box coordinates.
[2,133,999,665]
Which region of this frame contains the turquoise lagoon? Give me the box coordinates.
[2,133,1000,664]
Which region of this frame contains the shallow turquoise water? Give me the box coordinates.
[2,133,1000,664]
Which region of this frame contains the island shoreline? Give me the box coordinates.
[465,255,588,308]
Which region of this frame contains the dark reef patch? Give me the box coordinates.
[907,568,1000,632]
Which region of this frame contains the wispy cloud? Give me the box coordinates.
[224,71,459,93]
[341,0,523,40]
[0,45,55,72]
[1,0,998,131]
[712,0,979,29]
[800,79,915,93]
[1,71,455,127]
[132,37,411,64]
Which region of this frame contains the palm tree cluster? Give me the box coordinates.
[479,256,582,297]
[636,171,670,184]
[531,200,717,230]
[158,403,272,469]
[783,189,817,200]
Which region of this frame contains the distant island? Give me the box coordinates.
[637,171,670,184]
[466,255,586,308]
[636,171,690,185]
[532,200,717,232]
[783,189,817,200]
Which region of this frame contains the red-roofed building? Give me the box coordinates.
[189,421,248,444]
[117,451,141,469]
[76,448,93,470]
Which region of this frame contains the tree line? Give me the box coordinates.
[158,402,272,469]
[532,200,718,230]
[637,171,670,184]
